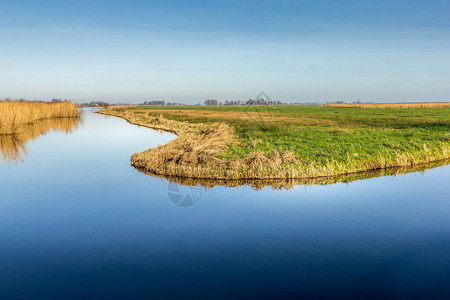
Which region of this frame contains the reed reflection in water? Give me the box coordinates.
[139,159,450,190]
[0,118,81,163]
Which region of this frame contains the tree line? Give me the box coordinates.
[204,99,284,106]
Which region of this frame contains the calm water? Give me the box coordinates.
[1,109,449,299]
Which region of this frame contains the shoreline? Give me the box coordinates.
[135,159,450,189]
[96,107,450,181]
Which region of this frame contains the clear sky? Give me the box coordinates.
[1,0,449,103]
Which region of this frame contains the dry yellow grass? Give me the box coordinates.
[96,109,236,177]
[126,108,333,126]
[324,102,450,108]
[141,159,449,190]
[0,100,80,135]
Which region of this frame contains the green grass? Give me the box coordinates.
[120,105,450,169]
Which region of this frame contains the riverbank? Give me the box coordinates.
[135,159,449,189]
[97,105,450,180]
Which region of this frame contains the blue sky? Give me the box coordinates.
[1,0,449,103]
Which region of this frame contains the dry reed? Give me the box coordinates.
[140,159,449,190]
[0,100,80,135]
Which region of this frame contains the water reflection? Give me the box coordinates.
[0,118,81,163]
[140,159,449,191]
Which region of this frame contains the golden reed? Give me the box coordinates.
[0,100,80,135]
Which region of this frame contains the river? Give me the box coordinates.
[1,108,449,299]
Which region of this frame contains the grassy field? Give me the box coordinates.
[98,104,450,180]
[325,102,450,108]
[0,100,80,135]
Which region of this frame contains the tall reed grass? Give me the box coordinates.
[0,100,80,135]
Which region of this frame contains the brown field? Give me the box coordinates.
[324,102,450,108]
[0,100,80,135]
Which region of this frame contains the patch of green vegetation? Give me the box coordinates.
[124,105,450,168]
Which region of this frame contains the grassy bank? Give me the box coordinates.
[138,159,449,190]
[97,104,450,180]
[0,100,80,135]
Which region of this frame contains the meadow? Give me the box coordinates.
[0,100,80,135]
[324,102,450,108]
[98,104,450,180]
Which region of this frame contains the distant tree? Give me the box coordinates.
[141,100,165,106]
[204,99,219,106]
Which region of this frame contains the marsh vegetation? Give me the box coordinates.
[98,104,450,180]
[0,100,81,163]
[139,159,449,190]
[0,100,80,135]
